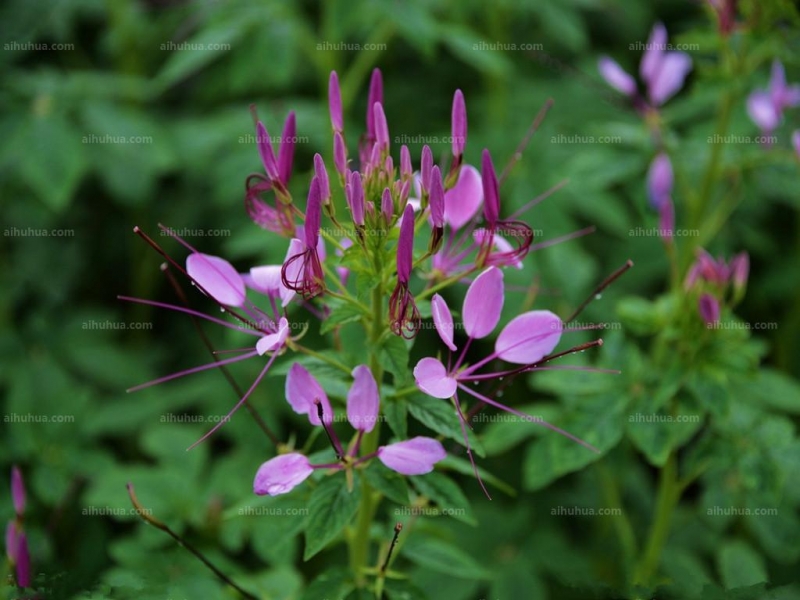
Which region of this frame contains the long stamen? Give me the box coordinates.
[498,99,554,185]
[507,179,569,220]
[457,383,599,453]
[315,400,344,460]
[127,351,259,393]
[187,350,280,450]
[118,296,261,336]
[565,259,634,324]
[452,392,491,499]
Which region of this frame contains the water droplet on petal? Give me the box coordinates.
[595,293,602,300]
[220,307,225,312]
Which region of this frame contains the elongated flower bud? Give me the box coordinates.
[429,166,445,253]
[397,204,414,284]
[373,102,390,153]
[699,293,720,325]
[313,153,331,205]
[348,171,365,226]
[400,145,412,180]
[366,68,383,138]
[647,153,673,209]
[381,187,394,223]
[420,145,433,194]
[277,111,296,184]
[333,131,347,177]
[11,467,25,515]
[256,121,279,181]
[451,89,467,158]
[481,149,500,224]
[329,71,343,133]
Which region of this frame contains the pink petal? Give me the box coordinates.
[285,363,333,425]
[254,453,313,496]
[640,22,667,84]
[598,57,637,96]
[5,521,17,562]
[648,52,692,106]
[444,164,483,229]
[462,266,504,339]
[250,264,295,307]
[15,532,30,587]
[494,310,562,364]
[186,253,246,307]
[747,91,779,132]
[256,317,290,355]
[377,436,447,475]
[413,357,457,399]
[347,365,380,432]
[699,293,720,325]
[431,294,457,351]
[792,130,800,158]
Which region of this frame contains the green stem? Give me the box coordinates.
[596,462,637,576]
[633,452,680,587]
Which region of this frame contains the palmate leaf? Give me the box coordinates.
[409,471,476,526]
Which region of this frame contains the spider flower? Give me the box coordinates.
[254,364,445,496]
[747,60,800,138]
[281,177,325,299]
[413,267,600,494]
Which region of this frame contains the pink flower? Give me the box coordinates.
[377,437,447,475]
[747,61,800,137]
[254,453,314,496]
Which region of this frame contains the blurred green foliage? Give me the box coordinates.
[1,0,800,599]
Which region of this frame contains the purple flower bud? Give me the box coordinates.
[598,56,637,97]
[313,154,331,204]
[384,155,393,175]
[348,171,365,226]
[400,145,412,179]
[256,121,279,181]
[277,111,296,184]
[731,252,749,291]
[481,149,500,224]
[647,153,673,209]
[420,145,433,194]
[347,365,380,433]
[366,68,383,137]
[5,521,17,562]
[328,71,343,132]
[451,89,467,157]
[254,453,314,496]
[333,131,347,176]
[11,467,25,516]
[373,103,390,153]
[429,165,445,228]
[305,177,322,249]
[15,532,30,588]
[397,204,415,284]
[397,179,411,206]
[381,187,393,222]
[793,130,800,159]
[699,293,720,325]
[377,437,447,475]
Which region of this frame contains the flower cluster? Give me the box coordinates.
[125,67,603,499]
[598,23,692,243]
[685,248,749,324]
[5,466,30,589]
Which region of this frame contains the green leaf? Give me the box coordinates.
[401,535,491,579]
[717,541,768,589]
[303,473,361,560]
[384,397,408,439]
[409,471,476,525]
[363,462,410,506]
[626,395,705,467]
[320,300,365,334]
[439,455,516,497]
[378,334,411,384]
[737,369,800,415]
[300,567,354,600]
[406,394,485,457]
[523,392,626,490]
